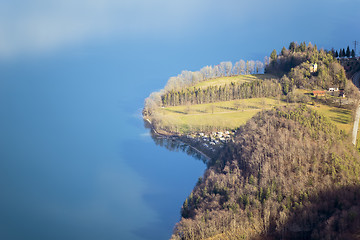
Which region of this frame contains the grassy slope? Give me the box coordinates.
[309,104,353,133]
[151,74,355,135]
[157,98,354,135]
[191,74,276,89]
[158,98,285,133]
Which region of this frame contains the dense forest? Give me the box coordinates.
[266,42,349,93]
[172,105,360,239]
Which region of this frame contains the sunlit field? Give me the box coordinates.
[154,97,355,134]
[156,98,285,133]
[192,74,277,89]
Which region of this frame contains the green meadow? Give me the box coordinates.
[151,74,355,135]
[191,74,276,89]
[154,98,354,134]
[156,98,284,133]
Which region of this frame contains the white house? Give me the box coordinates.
[310,63,318,73]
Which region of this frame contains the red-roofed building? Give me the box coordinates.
[312,90,326,97]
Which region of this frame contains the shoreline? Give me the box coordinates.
[144,117,212,161]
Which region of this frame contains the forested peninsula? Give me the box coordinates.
[143,42,360,239]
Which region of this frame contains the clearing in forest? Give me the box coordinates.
[309,104,353,134]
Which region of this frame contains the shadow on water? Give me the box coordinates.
[143,120,208,164]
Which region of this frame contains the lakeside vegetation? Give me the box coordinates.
[143,42,360,239]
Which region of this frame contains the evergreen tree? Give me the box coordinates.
[330,48,335,57]
[335,50,339,58]
[351,49,356,58]
[289,42,297,52]
[270,49,277,61]
[300,42,306,52]
[342,48,346,57]
[346,46,351,57]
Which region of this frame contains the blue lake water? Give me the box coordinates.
[0,1,356,238]
[0,42,206,240]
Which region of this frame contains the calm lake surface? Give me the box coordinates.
[0,1,355,238]
[0,42,206,240]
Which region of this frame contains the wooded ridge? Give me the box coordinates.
[172,105,360,239]
[143,42,360,240]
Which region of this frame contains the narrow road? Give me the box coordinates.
[351,72,360,145]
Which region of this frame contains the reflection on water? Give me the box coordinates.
[143,120,208,164]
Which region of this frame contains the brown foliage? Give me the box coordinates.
[172,105,360,240]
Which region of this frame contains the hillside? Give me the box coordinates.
[143,42,360,240]
[172,105,360,239]
[192,74,276,90]
[153,98,284,134]
[144,42,360,137]
[152,97,354,135]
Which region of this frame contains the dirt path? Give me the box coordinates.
[352,105,360,145]
[351,72,360,145]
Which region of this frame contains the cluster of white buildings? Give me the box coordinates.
[328,87,346,98]
[186,130,236,149]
